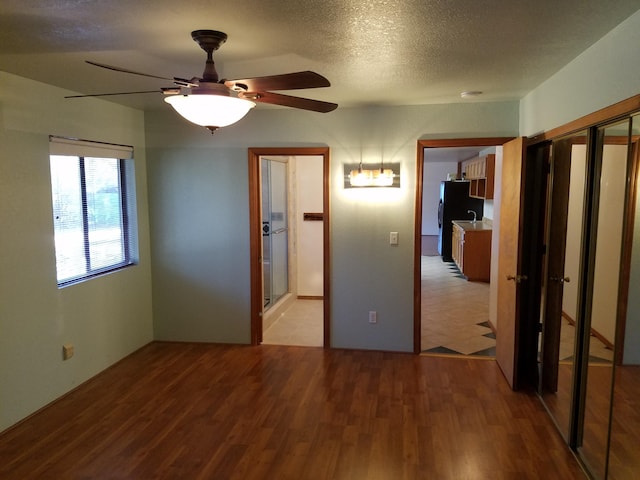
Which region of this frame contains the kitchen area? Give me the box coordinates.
[436,153,495,283]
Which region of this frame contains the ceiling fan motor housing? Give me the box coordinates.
[191,30,228,52]
[181,82,232,96]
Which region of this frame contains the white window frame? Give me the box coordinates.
[49,136,139,287]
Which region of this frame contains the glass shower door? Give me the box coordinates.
[261,158,289,309]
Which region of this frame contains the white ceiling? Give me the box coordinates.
[1,0,639,113]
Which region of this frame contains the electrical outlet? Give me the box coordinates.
[368,311,377,324]
[390,231,399,245]
[62,344,74,360]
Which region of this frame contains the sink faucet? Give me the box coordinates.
[467,209,477,223]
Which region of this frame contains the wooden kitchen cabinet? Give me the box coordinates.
[451,221,492,282]
[452,223,464,271]
[462,154,495,200]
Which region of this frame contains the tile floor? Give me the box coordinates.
[262,255,613,361]
[262,299,323,347]
[262,256,496,355]
[420,255,495,356]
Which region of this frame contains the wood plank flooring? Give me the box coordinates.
[0,342,587,479]
[609,365,640,479]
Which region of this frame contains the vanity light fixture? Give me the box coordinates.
[345,161,400,188]
[372,166,395,187]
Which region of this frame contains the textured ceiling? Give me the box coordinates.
[1,0,639,113]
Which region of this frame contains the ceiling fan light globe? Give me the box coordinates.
[164,94,255,128]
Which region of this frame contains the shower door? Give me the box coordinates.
[261,157,289,309]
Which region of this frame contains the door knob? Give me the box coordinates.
[506,274,528,283]
[550,276,570,283]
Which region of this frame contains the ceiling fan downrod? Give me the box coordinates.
[191,30,227,83]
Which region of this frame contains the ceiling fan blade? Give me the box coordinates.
[86,61,174,81]
[65,90,161,98]
[246,91,338,113]
[225,71,330,92]
[86,61,196,87]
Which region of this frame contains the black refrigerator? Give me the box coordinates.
[437,181,484,262]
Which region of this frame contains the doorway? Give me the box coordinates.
[248,147,331,348]
[414,138,514,354]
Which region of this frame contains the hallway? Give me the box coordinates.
[421,255,495,356]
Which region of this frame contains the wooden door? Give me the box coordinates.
[496,137,526,389]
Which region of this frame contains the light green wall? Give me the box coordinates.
[0,72,154,432]
[145,102,519,351]
[520,8,640,136]
[2,5,638,432]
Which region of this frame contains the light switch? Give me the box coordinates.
[390,231,399,245]
[62,344,74,360]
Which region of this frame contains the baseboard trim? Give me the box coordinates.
[561,311,614,350]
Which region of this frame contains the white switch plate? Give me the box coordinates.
[368,311,377,323]
[390,231,399,245]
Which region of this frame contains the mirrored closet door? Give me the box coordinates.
[537,114,640,480]
[607,113,640,480]
[578,119,630,479]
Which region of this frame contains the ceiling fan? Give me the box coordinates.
[66,30,338,133]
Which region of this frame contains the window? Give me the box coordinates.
[49,137,138,286]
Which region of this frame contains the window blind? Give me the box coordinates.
[49,136,133,160]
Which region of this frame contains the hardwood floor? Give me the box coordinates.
[0,342,586,479]
[609,365,640,480]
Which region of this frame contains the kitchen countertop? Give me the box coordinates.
[452,220,493,231]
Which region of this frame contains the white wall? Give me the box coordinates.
[295,156,324,297]
[562,144,626,344]
[145,101,519,352]
[591,144,628,343]
[422,161,458,235]
[0,71,154,432]
[562,145,587,322]
[488,147,503,330]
